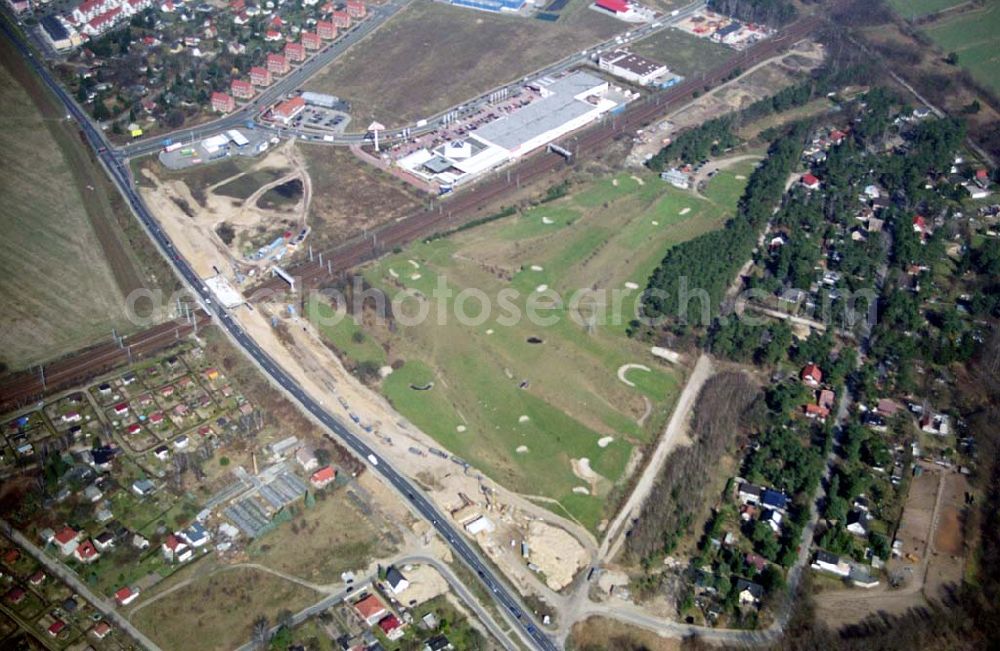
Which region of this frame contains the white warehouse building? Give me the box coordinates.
[399,71,622,187]
[598,50,669,86]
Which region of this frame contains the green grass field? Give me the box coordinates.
[0,51,140,371]
[887,0,964,20]
[310,163,754,531]
[631,27,734,77]
[924,2,1000,94]
[308,0,625,129]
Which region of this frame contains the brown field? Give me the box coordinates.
[307,0,624,129]
[568,617,682,651]
[300,144,425,251]
[0,39,151,372]
[248,488,383,584]
[132,566,319,651]
[925,471,970,600]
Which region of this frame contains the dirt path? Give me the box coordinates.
[599,354,714,563]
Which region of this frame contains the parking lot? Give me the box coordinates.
[291,105,352,134]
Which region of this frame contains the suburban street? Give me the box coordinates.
[1,519,165,651]
[0,15,557,651]
[116,0,708,156]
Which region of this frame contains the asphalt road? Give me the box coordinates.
[117,1,707,155]
[0,13,555,651]
[117,0,415,158]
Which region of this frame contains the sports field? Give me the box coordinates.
[0,49,142,371]
[887,0,964,20]
[309,163,754,531]
[308,0,624,129]
[631,26,734,77]
[923,1,1000,94]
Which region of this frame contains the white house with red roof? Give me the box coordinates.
[346,0,365,18]
[912,214,929,237]
[161,534,192,562]
[801,173,821,190]
[800,363,823,388]
[231,78,255,99]
[353,594,386,625]
[114,586,139,606]
[74,539,100,563]
[53,527,80,556]
[331,10,350,28]
[378,614,405,641]
[310,465,336,489]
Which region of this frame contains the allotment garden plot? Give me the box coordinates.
[309,162,754,531]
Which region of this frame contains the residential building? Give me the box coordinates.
[94,531,115,551]
[92,621,112,639]
[660,168,689,189]
[846,509,870,536]
[346,0,365,18]
[331,10,350,28]
[162,534,192,562]
[296,446,318,471]
[310,465,336,489]
[74,539,100,563]
[181,523,210,548]
[266,52,289,75]
[424,636,453,651]
[115,586,139,606]
[211,91,235,113]
[800,363,823,387]
[385,565,409,594]
[760,489,788,512]
[316,20,336,40]
[354,594,387,625]
[250,66,272,87]
[231,79,255,99]
[285,41,306,62]
[801,173,821,190]
[132,479,156,496]
[735,579,763,606]
[378,614,405,641]
[48,620,67,637]
[812,550,850,577]
[54,527,80,556]
[738,483,762,505]
[804,403,830,420]
[302,31,322,49]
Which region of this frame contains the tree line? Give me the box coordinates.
[639,125,807,327]
[707,0,797,27]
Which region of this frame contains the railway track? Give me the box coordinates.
[0,312,212,413]
[244,14,822,296]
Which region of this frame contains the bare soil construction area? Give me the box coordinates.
[307,0,624,129]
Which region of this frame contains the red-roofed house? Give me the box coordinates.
[127,423,142,435]
[229,0,244,10]
[4,587,26,605]
[115,586,139,606]
[818,389,836,411]
[250,66,272,87]
[74,539,100,563]
[272,96,306,124]
[92,621,112,639]
[113,402,129,416]
[211,91,235,113]
[829,129,846,144]
[801,173,821,190]
[800,363,822,388]
[975,168,989,181]
[267,52,289,75]
[912,214,928,235]
[285,41,305,62]
[331,10,351,28]
[804,403,829,421]
[162,534,192,562]
[310,465,336,489]
[231,79,255,99]
[48,619,67,637]
[265,29,282,42]
[378,614,405,641]
[353,594,386,625]
[594,0,628,14]
[302,32,322,49]
[54,527,80,556]
[346,0,366,18]
[3,548,19,564]
[29,570,46,586]
[316,20,336,40]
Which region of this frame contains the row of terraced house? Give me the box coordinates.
[210,0,366,114]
